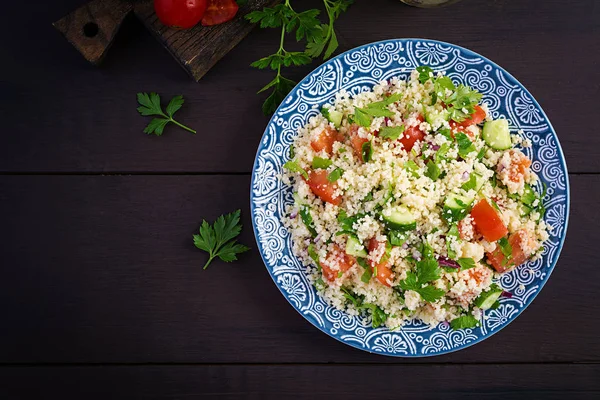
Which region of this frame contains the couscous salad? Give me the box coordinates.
[281,67,549,331]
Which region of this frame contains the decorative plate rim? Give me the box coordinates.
[250,38,570,357]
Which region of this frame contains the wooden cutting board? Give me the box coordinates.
[53,0,278,81]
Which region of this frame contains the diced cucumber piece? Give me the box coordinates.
[328,110,344,128]
[519,203,533,217]
[322,107,344,128]
[382,207,417,232]
[425,108,450,127]
[474,173,487,192]
[346,235,368,258]
[474,284,504,310]
[482,119,511,150]
[442,195,473,223]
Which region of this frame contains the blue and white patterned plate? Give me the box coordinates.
[250,39,569,357]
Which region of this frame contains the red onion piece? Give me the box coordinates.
[501,291,513,298]
[437,256,460,269]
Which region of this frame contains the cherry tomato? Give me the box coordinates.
[201,0,239,26]
[470,199,508,242]
[321,244,355,282]
[311,127,340,155]
[486,231,530,273]
[367,238,393,287]
[306,170,341,206]
[154,0,208,29]
[399,115,425,152]
[347,124,369,160]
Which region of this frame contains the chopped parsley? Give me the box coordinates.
[312,156,332,169]
[425,160,442,181]
[416,65,434,84]
[461,172,478,191]
[340,287,388,328]
[399,256,445,303]
[457,257,476,270]
[353,107,372,127]
[404,160,421,178]
[327,167,344,182]
[379,125,405,140]
[300,206,318,237]
[389,230,408,247]
[456,132,477,158]
[450,315,480,330]
[497,236,513,266]
[283,160,308,179]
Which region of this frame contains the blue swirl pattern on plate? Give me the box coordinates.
[250,39,569,357]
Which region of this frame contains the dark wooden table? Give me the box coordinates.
[1,0,599,398]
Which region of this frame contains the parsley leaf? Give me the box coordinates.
[416,258,442,283]
[312,157,332,169]
[327,167,344,182]
[379,125,405,140]
[337,210,366,234]
[434,76,455,98]
[450,315,480,330]
[283,160,309,179]
[300,206,318,237]
[404,160,421,178]
[461,172,478,191]
[353,107,372,127]
[193,210,250,269]
[416,65,434,84]
[425,160,442,181]
[136,93,196,135]
[497,237,513,266]
[457,257,476,270]
[248,1,352,114]
[389,230,408,247]
[398,256,445,303]
[418,285,446,302]
[456,132,477,158]
[446,223,460,260]
[441,84,483,123]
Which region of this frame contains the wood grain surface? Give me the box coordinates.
[133,0,280,81]
[53,0,132,64]
[1,0,599,398]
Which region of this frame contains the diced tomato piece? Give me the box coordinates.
[201,0,239,26]
[507,151,532,183]
[321,244,355,282]
[463,105,486,127]
[449,105,486,139]
[367,238,393,286]
[399,115,425,152]
[486,231,531,273]
[306,170,341,205]
[311,127,340,155]
[470,199,508,242]
[347,124,368,159]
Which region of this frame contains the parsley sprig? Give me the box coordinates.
[399,255,445,303]
[193,210,250,269]
[246,0,353,114]
[136,93,196,135]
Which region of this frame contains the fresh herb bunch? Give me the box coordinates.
[136,93,196,136]
[246,0,353,115]
[193,209,250,269]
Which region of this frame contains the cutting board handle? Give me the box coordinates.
[53,0,133,64]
